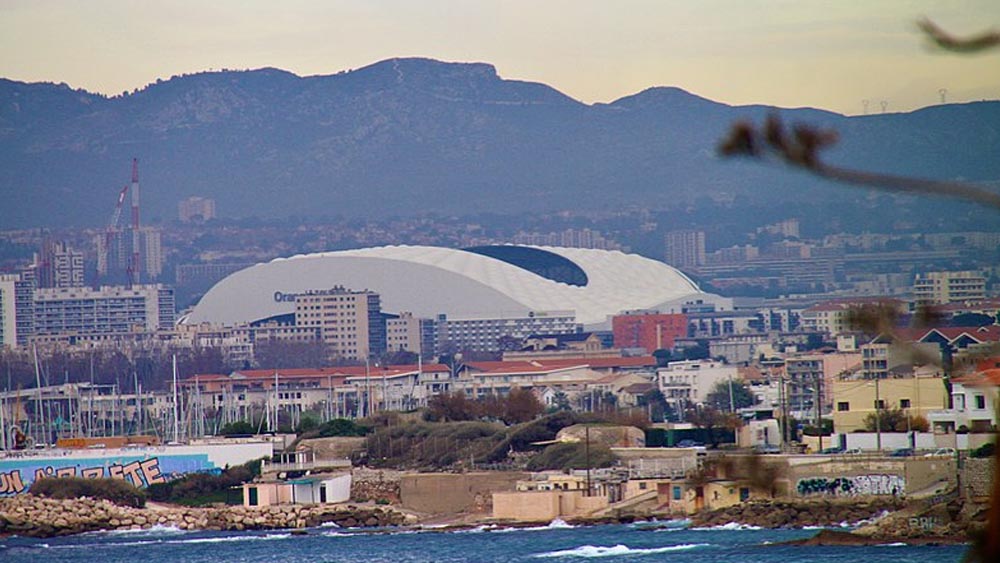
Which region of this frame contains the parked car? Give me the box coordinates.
[819,447,844,454]
[889,447,914,457]
[675,440,704,448]
[924,447,957,457]
[844,448,864,455]
[753,444,782,454]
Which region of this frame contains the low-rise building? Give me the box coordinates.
[831,373,947,433]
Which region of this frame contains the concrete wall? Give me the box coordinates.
[805,432,936,452]
[492,490,609,521]
[400,471,526,514]
[786,457,956,497]
[324,474,352,503]
[961,457,995,499]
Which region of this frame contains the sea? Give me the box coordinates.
[0,519,967,562]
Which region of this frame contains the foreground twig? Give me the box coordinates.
[718,115,1000,211]
[917,18,1000,53]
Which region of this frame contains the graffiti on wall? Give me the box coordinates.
[0,456,177,496]
[796,474,905,497]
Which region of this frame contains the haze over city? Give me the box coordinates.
[1,2,999,560]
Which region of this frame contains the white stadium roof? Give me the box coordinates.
[184,245,706,327]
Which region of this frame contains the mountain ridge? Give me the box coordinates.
[2,57,999,228]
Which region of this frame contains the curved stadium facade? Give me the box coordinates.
[184,245,707,328]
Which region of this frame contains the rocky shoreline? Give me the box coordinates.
[690,497,906,529]
[0,495,415,538]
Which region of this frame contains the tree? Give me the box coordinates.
[862,407,928,432]
[502,388,545,424]
[425,391,479,422]
[705,379,757,412]
[685,404,737,447]
[652,348,672,367]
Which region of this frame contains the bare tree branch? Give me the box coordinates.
[718,115,1000,210]
[917,18,1000,53]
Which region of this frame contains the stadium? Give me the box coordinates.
[183,245,710,328]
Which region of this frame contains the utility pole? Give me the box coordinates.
[874,376,882,453]
[585,425,592,497]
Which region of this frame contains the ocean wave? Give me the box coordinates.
[100,524,186,536]
[535,543,709,558]
[165,533,292,545]
[877,542,907,547]
[691,522,762,531]
[497,519,578,533]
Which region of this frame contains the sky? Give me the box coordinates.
[1,1,998,115]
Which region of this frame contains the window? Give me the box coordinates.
[975,395,986,409]
[874,399,885,409]
[837,402,850,412]
[673,486,682,500]
[639,482,647,490]
[740,487,750,502]
[900,399,911,409]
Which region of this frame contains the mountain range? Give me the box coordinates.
[2,57,999,229]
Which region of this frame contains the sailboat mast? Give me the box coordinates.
[172,355,180,443]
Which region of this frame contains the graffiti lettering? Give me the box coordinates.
[797,474,905,497]
[0,457,168,496]
[140,458,165,485]
[81,467,105,479]
[0,470,26,494]
[909,516,941,531]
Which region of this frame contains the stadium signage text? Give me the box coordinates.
[273,291,301,303]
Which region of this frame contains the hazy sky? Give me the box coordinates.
[1,1,998,115]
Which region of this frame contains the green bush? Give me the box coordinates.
[525,442,617,471]
[30,477,146,508]
[971,441,996,458]
[219,420,256,436]
[146,458,263,506]
[318,418,371,437]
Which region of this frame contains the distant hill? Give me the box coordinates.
[2,57,999,228]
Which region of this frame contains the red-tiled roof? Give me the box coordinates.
[953,368,1000,387]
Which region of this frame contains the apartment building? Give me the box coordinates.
[32,284,175,337]
[913,270,987,306]
[293,287,384,360]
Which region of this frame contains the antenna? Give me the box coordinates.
[880,100,888,113]
[939,88,948,104]
[862,99,870,115]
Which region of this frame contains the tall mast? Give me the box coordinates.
[172,355,180,443]
[32,345,45,446]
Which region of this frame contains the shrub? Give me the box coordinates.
[30,477,146,508]
[971,442,996,458]
[525,441,616,471]
[146,458,263,505]
[219,420,256,436]
[318,418,371,437]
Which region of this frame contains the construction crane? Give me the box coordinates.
[129,158,140,286]
[106,185,129,247]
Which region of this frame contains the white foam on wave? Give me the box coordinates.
[318,521,341,528]
[499,518,579,533]
[102,524,186,536]
[166,533,292,545]
[321,531,355,537]
[535,543,709,558]
[877,542,907,547]
[691,522,762,531]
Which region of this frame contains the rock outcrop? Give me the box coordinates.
[0,495,415,538]
[690,498,905,528]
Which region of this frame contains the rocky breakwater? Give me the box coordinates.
[690,497,905,528]
[0,495,417,538]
